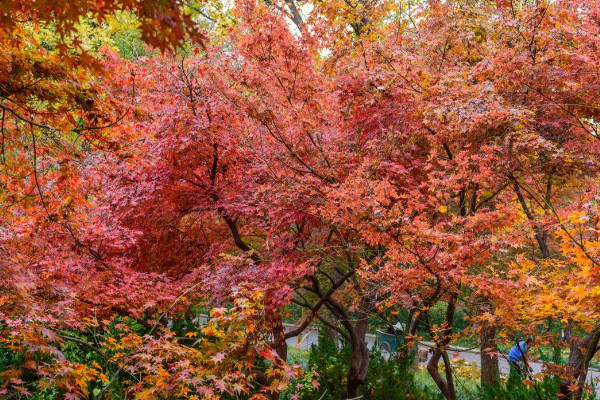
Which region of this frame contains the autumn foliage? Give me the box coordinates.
[3,0,600,399]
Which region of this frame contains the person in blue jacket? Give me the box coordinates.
[508,337,534,375]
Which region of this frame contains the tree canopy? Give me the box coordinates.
[2,1,600,399]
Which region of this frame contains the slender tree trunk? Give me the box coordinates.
[427,349,458,400]
[512,178,551,259]
[425,298,458,400]
[408,309,421,371]
[410,340,419,371]
[326,324,339,347]
[346,312,370,399]
[480,323,499,387]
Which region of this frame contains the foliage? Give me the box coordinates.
[301,328,439,400]
[479,376,565,400]
[434,359,482,383]
[3,0,600,399]
[0,290,298,399]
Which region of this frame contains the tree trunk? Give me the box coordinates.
[408,309,420,371]
[346,312,370,399]
[410,340,419,371]
[559,326,600,400]
[480,323,499,387]
[560,336,587,400]
[427,349,457,400]
[326,324,339,347]
[268,312,288,400]
[425,298,458,400]
[272,314,288,361]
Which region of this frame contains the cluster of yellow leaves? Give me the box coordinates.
[117,290,295,400]
[496,207,600,332]
[421,358,482,382]
[1,290,298,400]
[52,362,108,398]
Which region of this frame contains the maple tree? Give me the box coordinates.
[403,1,600,398]
[0,1,296,398]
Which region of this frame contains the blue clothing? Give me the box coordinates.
[508,341,528,362]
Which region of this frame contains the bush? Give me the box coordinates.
[478,374,597,400]
[478,375,560,400]
[285,327,444,400]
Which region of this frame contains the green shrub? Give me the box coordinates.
[285,327,443,400]
[478,374,597,400]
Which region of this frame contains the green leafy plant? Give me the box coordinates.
[299,327,443,400]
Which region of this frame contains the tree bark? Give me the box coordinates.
[326,323,339,347]
[346,311,370,399]
[425,298,458,400]
[408,308,421,371]
[410,340,420,371]
[480,323,499,387]
[559,326,600,400]
[272,313,288,361]
[427,349,457,400]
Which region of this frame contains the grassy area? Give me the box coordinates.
[414,370,480,400]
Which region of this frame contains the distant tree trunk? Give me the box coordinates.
[290,264,372,399]
[480,322,499,387]
[410,340,419,371]
[346,310,370,399]
[326,324,339,347]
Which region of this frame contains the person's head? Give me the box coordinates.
[526,337,534,345]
